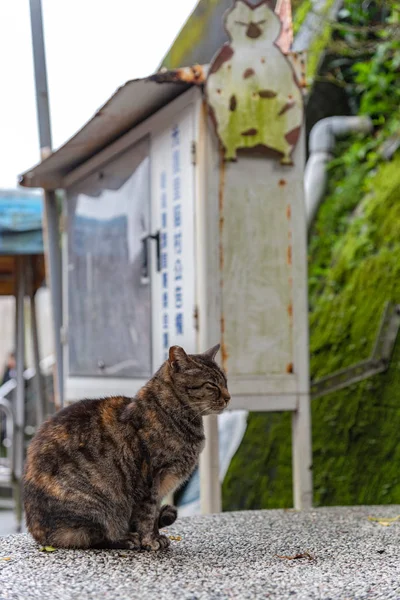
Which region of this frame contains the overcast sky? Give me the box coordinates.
[0,0,197,189]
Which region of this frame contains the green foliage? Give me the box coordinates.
[293,0,312,35]
[223,1,400,511]
[305,0,337,82]
[352,38,400,120]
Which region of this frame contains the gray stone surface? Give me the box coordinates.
[0,511,25,538]
[0,505,400,599]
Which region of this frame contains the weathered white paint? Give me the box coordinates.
[151,103,197,367]
[200,95,312,510]
[59,86,312,512]
[222,156,293,376]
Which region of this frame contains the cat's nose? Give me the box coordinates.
[246,22,262,39]
[222,388,231,404]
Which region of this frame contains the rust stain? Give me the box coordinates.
[286,51,308,91]
[243,68,255,79]
[286,363,293,374]
[246,22,263,39]
[219,216,225,271]
[286,204,291,219]
[241,128,258,136]
[259,90,277,99]
[152,64,206,85]
[221,341,229,370]
[218,146,226,273]
[286,125,301,147]
[279,179,287,187]
[219,148,226,371]
[287,303,293,318]
[209,46,234,75]
[278,101,295,116]
[287,245,292,266]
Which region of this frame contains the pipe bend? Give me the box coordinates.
[305,115,373,229]
[309,116,373,154]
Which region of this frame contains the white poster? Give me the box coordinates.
[151,106,197,369]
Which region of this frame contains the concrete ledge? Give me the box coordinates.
[1,506,400,599]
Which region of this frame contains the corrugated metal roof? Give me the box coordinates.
[19,69,205,190]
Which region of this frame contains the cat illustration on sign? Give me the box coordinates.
[206,0,303,165]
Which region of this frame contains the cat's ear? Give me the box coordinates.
[168,346,190,372]
[202,344,220,362]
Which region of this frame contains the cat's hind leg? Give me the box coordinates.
[158,504,177,528]
[47,526,142,550]
[46,526,106,549]
[91,533,141,550]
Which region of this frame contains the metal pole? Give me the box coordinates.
[292,395,313,510]
[199,415,221,513]
[14,257,26,530]
[29,258,46,425]
[29,0,64,407]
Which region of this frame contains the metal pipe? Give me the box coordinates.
[199,414,222,513]
[14,256,26,530]
[304,116,373,228]
[195,100,222,514]
[29,0,64,407]
[0,396,15,470]
[30,288,46,425]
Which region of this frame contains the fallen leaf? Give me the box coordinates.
[276,552,314,561]
[39,546,57,552]
[168,535,182,541]
[0,557,11,561]
[368,515,400,527]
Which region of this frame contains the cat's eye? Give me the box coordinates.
[206,382,219,392]
[234,20,266,27]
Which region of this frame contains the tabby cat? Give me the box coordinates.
[23,344,230,550]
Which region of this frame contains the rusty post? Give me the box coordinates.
[29,0,64,408]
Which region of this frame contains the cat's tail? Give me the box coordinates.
[158,504,177,528]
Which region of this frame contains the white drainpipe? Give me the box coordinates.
[305,116,373,228]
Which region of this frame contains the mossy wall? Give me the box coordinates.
[160,0,313,71]
[223,147,400,510]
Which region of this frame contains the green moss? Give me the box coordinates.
[223,411,293,510]
[161,0,221,70]
[223,141,400,511]
[306,0,337,83]
[161,0,318,71]
[293,0,312,35]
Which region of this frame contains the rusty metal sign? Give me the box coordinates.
[205,0,304,165]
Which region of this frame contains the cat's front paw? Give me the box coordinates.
[141,533,170,551]
[124,532,141,550]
